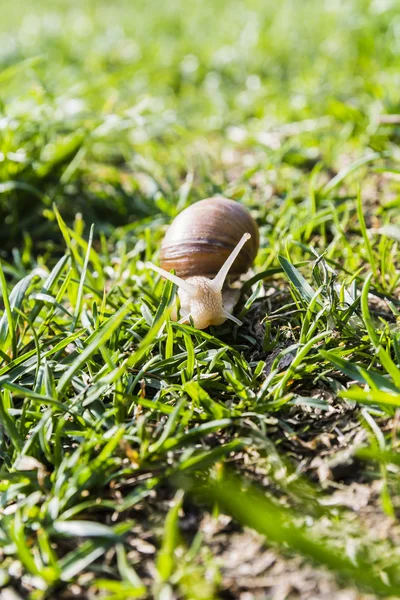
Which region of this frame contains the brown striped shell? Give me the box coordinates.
[160,197,259,279]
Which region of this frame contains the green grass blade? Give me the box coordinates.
[71,224,94,332]
[183,471,400,597]
[361,273,400,387]
[57,301,131,394]
[340,387,400,407]
[0,261,18,359]
[156,489,184,581]
[357,186,378,278]
[278,255,318,305]
[323,152,382,195]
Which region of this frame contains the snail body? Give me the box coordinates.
[147,197,259,329]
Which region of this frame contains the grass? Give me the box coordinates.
[1,0,400,598]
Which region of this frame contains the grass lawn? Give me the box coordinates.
[1,0,400,598]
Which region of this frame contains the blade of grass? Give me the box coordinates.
[71,224,94,332]
[361,273,400,388]
[181,470,400,597]
[357,186,378,279]
[57,301,131,394]
[0,261,17,359]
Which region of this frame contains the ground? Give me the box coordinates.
[1,0,400,598]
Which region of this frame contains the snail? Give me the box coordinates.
[146,197,259,329]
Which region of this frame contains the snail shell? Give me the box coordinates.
[160,197,259,279]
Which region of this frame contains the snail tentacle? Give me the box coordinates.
[178,313,192,324]
[222,311,242,326]
[211,233,251,292]
[145,262,198,298]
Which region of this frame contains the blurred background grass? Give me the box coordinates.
[1,0,399,249]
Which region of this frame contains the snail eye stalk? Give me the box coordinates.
[145,263,198,297]
[211,233,251,292]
